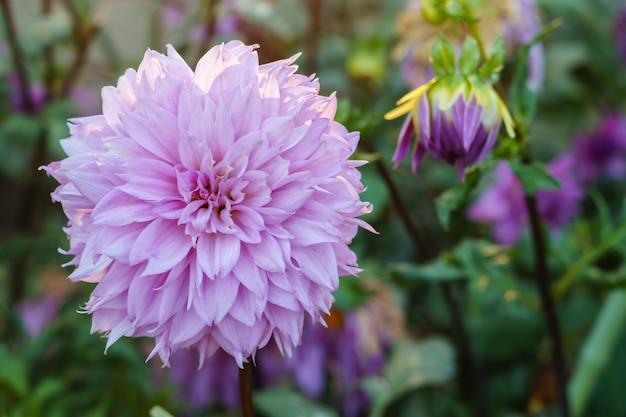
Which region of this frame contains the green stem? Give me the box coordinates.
[569,289,626,417]
[239,361,255,417]
[554,219,626,300]
[524,189,570,417]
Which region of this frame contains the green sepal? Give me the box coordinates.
[509,160,561,195]
[478,36,505,79]
[431,35,457,77]
[459,37,481,75]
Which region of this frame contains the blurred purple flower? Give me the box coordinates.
[8,74,46,113]
[258,285,400,417]
[572,113,626,184]
[167,348,240,413]
[45,41,373,368]
[17,296,60,338]
[467,156,583,245]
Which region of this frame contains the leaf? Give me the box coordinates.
[435,163,483,229]
[458,37,480,75]
[509,160,561,195]
[0,345,28,398]
[391,259,466,283]
[253,387,339,417]
[365,337,456,417]
[333,274,375,310]
[430,35,457,77]
[478,36,505,79]
[149,405,174,417]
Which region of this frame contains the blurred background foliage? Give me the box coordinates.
[3,0,626,416]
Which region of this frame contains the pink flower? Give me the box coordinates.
[44,41,373,367]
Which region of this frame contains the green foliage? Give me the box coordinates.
[364,337,457,417]
[431,35,457,77]
[509,159,561,194]
[253,387,340,417]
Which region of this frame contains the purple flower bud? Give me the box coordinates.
[386,78,515,179]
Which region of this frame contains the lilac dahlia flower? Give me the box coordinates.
[385,77,515,179]
[467,156,583,245]
[44,41,373,367]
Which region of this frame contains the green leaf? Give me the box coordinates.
[391,259,466,283]
[430,35,457,77]
[334,274,375,310]
[0,346,28,398]
[478,36,505,79]
[509,160,561,195]
[435,164,483,229]
[458,37,480,75]
[253,387,339,417]
[149,405,174,417]
[365,337,456,417]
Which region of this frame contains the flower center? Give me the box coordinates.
[176,162,248,239]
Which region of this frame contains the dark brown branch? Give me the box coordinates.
[239,360,255,417]
[0,0,36,112]
[524,185,570,417]
[60,0,98,97]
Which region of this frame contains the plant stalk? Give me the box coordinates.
[239,360,255,417]
[524,191,570,417]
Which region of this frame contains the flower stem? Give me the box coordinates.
[524,190,570,417]
[239,361,255,417]
[0,0,36,112]
[360,137,490,417]
[568,289,626,417]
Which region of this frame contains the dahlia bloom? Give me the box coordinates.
[44,41,372,367]
[395,0,544,90]
[571,113,626,184]
[467,155,583,245]
[385,76,515,179]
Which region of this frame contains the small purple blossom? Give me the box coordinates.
[571,113,626,184]
[467,156,584,245]
[8,74,46,113]
[45,41,373,367]
[17,296,60,338]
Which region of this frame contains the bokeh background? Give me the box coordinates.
[3,0,626,416]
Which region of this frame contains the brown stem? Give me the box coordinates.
[305,0,322,74]
[0,0,36,112]
[239,360,255,417]
[60,0,98,97]
[359,138,434,258]
[523,181,570,417]
[42,0,55,100]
